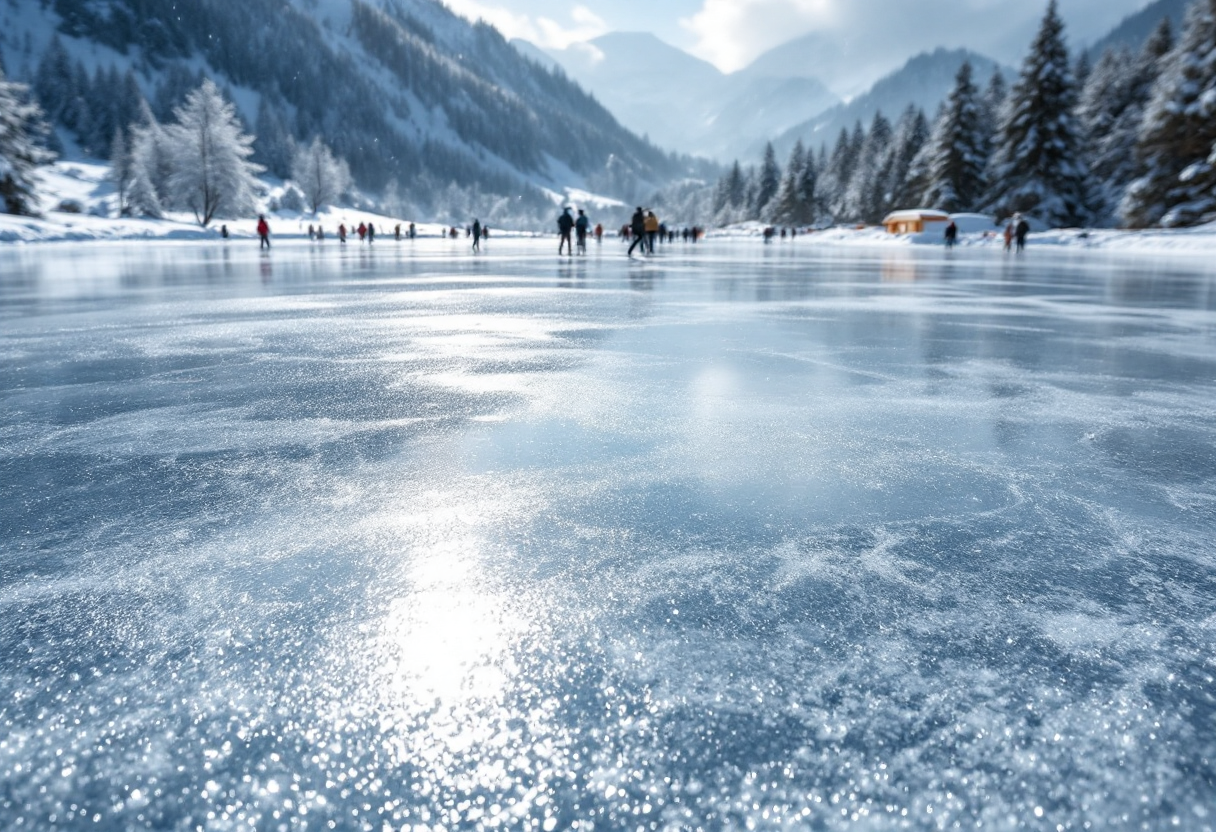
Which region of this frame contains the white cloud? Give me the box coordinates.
[441,1,607,49]
[680,0,837,73]
[681,0,1150,78]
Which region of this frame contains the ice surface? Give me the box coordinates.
[2,239,1215,831]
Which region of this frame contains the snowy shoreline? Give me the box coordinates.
[7,214,1216,256]
[5,162,1216,255]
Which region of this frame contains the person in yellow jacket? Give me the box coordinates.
[644,211,660,254]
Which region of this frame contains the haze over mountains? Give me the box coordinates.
[524,0,1184,164]
[527,32,840,161]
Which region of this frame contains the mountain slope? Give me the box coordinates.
[0,0,688,219]
[1088,0,1189,56]
[535,32,840,161]
[773,48,1010,157]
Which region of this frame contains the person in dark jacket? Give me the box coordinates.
[944,220,958,248]
[557,207,575,255]
[472,218,482,252]
[627,207,647,257]
[1015,215,1030,252]
[575,209,590,255]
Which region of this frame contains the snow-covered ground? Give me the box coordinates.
[0,162,532,243]
[708,217,1216,254]
[7,161,1216,253]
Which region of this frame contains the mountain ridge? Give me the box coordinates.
[0,0,698,222]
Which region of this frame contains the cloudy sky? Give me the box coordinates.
[442,0,1151,77]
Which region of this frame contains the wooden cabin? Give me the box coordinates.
[882,209,950,234]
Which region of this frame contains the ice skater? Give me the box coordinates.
[944,219,958,249]
[1015,215,1030,252]
[575,209,589,255]
[472,218,482,252]
[627,207,647,257]
[557,207,575,256]
[257,215,271,250]
[645,211,659,254]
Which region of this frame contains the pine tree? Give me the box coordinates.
[982,71,1008,130]
[713,160,747,223]
[33,37,76,127]
[796,151,819,225]
[1073,51,1092,89]
[1122,0,1216,227]
[881,106,932,212]
[0,68,55,215]
[128,102,174,218]
[291,137,352,214]
[165,79,263,226]
[985,0,1088,226]
[1078,47,1137,224]
[772,140,807,225]
[755,142,781,220]
[920,62,989,213]
[843,112,892,222]
[254,98,296,180]
[821,124,866,220]
[110,126,136,217]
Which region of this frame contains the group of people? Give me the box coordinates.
[556,207,601,256]
[297,220,420,244]
[945,215,1031,250]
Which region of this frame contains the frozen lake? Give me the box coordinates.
[2,238,1215,831]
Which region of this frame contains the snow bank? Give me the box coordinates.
[707,218,1216,255]
[0,161,519,244]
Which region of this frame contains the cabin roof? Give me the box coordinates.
[882,209,950,223]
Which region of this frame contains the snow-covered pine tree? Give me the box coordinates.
[128,102,175,218]
[772,140,806,226]
[796,151,819,225]
[742,165,760,219]
[1078,20,1174,226]
[166,79,263,227]
[755,142,782,220]
[110,127,136,217]
[920,62,989,213]
[879,106,932,214]
[0,68,55,215]
[1073,51,1092,90]
[902,104,942,208]
[1122,0,1216,227]
[821,124,867,220]
[843,112,892,222]
[1077,47,1136,224]
[254,98,296,179]
[985,0,1088,226]
[982,71,1007,139]
[817,129,851,219]
[33,38,76,128]
[291,137,352,214]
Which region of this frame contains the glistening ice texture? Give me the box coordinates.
[2,239,1215,831]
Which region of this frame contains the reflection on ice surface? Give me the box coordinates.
[2,239,1215,830]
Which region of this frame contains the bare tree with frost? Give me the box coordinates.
[291,137,352,214]
[165,79,262,227]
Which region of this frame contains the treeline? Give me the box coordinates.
[699,0,1216,230]
[7,0,712,222]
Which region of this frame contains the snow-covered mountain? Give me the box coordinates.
[0,0,698,222]
[530,32,840,162]
[1088,0,1189,56]
[773,49,1011,157]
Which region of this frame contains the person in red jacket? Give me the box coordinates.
[257,215,270,249]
